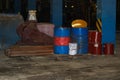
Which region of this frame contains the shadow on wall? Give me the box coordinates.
[0,14,24,50]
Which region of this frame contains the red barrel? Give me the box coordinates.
[88,30,102,43]
[54,37,70,46]
[88,43,94,53]
[88,30,102,55]
[103,43,114,55]
[93,43,102,55]
[89,43,102,55]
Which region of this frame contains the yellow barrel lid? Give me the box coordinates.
[71,19,87,28]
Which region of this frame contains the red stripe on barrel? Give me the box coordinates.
[54,37,70,46]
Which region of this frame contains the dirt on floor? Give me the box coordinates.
[0,50,120,80]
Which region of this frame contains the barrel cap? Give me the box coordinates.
[71,19,87,28]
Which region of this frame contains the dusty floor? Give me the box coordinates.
[0,51,120,80]
[0,33,119,80]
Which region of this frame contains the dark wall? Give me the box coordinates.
[0,15,24,49]
[0,0,14,13]
[20,0,28,21]
[117,0,120,31]
[63,0,96,29]
[36,0,50,22]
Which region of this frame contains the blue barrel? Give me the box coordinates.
[54,27,70,37]
[71,28,88,54]
[77,43,88,54]
[71,36,88,43]
[54,27,70,54]
[71,28,88,36]
[54,46,69,54]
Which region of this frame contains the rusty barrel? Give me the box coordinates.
[54,27,70,54]
[88,43,94,53]
[88,43,102,55]
[88,30,102,43]
[93,43,102,55]
[88,30,102,55]
[103,43,114,55]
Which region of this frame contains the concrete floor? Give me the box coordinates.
[0,52,120,80]
[0,33,120,80]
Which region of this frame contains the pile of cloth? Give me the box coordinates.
[16,21,54,45]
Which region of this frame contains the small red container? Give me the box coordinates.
[54,37,70,46]
[88,30,102,43]
[103,43,114,55]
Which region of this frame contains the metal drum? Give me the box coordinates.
[54,27,70,54]
[54,27,70,37]
[71,28,88,54]
[77,43,88,54]
[71,28,88,36]
[89,43,102,55]
[88,43,94,53]
[54,37,70,46]
[88,30,102,55]
[88,30,102,43]
[93,43,102,55]
[54,46,69,54]
[71,36,88,44]
[103,43,114,55]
